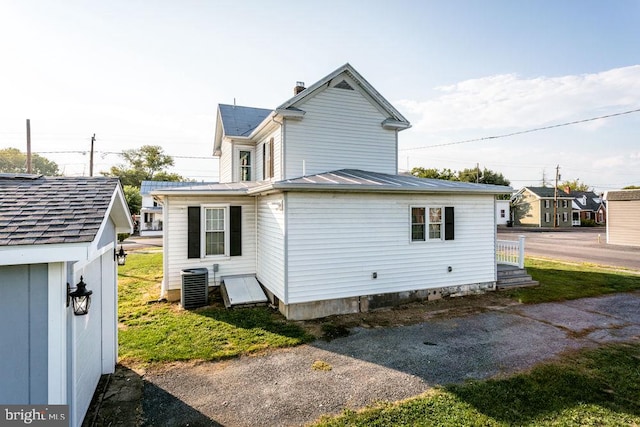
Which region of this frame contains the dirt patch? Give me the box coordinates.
[300,291,521,339]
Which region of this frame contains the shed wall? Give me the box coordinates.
[0,264,48,404]
[607,199,640,246]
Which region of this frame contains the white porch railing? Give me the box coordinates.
[496,235,525,268]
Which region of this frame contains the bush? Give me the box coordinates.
[580,218,597,227]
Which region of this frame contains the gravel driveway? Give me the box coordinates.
[141,292,640,427]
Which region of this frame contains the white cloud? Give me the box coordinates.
[397,65,640,133]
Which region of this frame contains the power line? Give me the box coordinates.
[400,107,640,151]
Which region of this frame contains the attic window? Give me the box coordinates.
[334,80,354,90]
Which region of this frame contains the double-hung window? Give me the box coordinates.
[428,207,442,239]
[239,150,252,181]
[411,207,425,241]
[204,207,226,256]
[411,206,454,242]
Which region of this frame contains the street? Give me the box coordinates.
[499,228,640,271]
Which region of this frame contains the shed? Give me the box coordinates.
[0,174,132,426]
[605,189,640,247]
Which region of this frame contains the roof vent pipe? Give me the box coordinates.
[294,81,305,95]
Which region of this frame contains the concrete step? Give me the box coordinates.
[497,265,539,289]
[497,280,539,290]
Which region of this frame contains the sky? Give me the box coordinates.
[1,0,639,193]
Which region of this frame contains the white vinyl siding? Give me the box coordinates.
[255,128,281,182]
[285,192,496,304]
[256,194,286,301]
[164,195,257,290]
[284,86,397,179]
[607,199,640,247]
[219,139,233,183]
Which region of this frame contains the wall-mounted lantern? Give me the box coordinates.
[116,245,127,266]
[68,276,93,316]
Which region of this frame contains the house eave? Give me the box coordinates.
[250,182,511,196]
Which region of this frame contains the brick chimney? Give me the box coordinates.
[294,81,305,95]
[564,186,571,195]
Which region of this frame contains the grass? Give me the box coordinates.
[313,342,640,426]
[505,258,640,304]
[117,252,314,365]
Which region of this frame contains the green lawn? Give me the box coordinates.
[117,253,314,365]
[505,258,640,304]
[313,343,640,426]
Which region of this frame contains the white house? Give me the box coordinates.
[0,174,133,426]
[153,63,511,320]
[139,180,214,236]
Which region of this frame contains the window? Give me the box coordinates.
[562,200,568,208]
[585,212,591,220]
[544,200,550,209]
[411,206,454,241]
[239,151,252,181]
[411,207,425,241]
[500,209,506,218]
[204,207,225,256]
[187,205,242,258]
[263,138,274,180]
[429,208,442,239]
[562,212,568,222]
[544,212,551,223]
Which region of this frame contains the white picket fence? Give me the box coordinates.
[496,235,525,268]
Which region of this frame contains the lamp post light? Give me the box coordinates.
[68,276,93,316]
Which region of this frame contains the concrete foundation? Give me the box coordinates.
[278,281,497,320]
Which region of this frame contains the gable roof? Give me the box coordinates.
[0,174,132,247]
[606,189,640,201]
[520,186,572,198]
[276,63,410,128]
[570,191,603,211]
[213,63,411,155]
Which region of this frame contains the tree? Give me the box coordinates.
[623,185,640,190]
[102,145,186,187]
[457,167,511,186]
[0,147,60,175]
[560,179,590,192]
[411,167,458,180]
[123,185,142,215]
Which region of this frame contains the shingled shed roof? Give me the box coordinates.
[0,174,123,246]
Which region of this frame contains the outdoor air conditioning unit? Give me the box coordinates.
[181,268,209,309]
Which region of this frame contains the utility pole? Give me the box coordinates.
[26,119,32,173]
[89,134,96,177]
[553,164,560,228]
[476,162,480,183]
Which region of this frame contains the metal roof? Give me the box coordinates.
[151,181,261,196]
[140,180,217,195]
[0,174,121,246]
[218,104,273,137]
[263,169,512,194]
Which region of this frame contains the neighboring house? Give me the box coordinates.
[153,63,511,320]
[496,199,511,226]
[605,189,640,247]
[0,174,132,427]
[140,180,215,236]
[568,190,606,226]
[511,186,573,228]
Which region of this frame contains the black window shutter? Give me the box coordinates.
[230,206,242,256]
[444,206,455,240]
[187,206,201,258]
